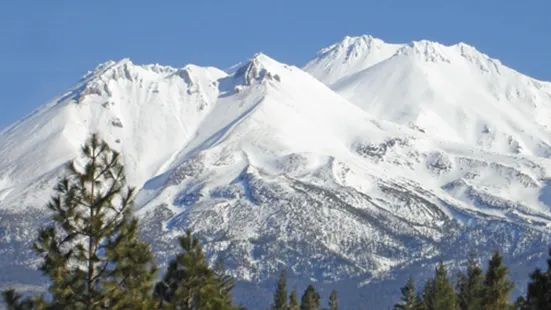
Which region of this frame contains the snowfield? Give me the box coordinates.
[1,36,551,308]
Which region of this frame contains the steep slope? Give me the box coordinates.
[133,55,551,306]
[303,35,401,86]
[304,37,551,157]
[0,59,226,210]
[1,49,551,309]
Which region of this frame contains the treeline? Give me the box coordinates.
[392,250,551,310]
[3,135,240,310]
[269,269,338,310]
[2,134,551,309]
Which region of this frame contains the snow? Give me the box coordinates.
[304,36,551,157]
[2,35,551,309]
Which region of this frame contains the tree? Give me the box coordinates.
[525,248,551,309]
[421,261,456,310]
[272,270,288,310]
[214,257,236,301]
[300,284,320,310]
[482,251,514,310]
[289,289,300,310]
[421,279,435,310]
[2,289,38,310]
[328,289,338,310]
[513,296,527,310]
[457,253,484,310]
[3,134,157,309]
[394,277,419,310]
[154,230,236,310]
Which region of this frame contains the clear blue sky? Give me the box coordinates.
[1,0,549,130]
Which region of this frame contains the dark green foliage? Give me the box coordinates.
[272,270,288,310]
[434,261,456,310]
[482,251,514,310]
[328,289,338,310]
[154,230,236,310]
[300,285,320,310]
[456,253,484,310]
[513,296,527,310]
[214,257,236,300]
[421,279,435,310]
[3,134,157,309]
[421,261,456,310]
[2,289,38,310]
[394,277,421,310]
[525,249,551,309]
[289,289,299,310]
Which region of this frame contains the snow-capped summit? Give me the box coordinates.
[304,35,551,157]
[303,35,402,85]
[232,53,285,86]
[0,58,226,210]
[394,40,452,63]
[2,37,551,309]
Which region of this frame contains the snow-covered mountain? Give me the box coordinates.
[2,36,551,309]
[304,36,551,156]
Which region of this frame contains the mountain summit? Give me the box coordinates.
[304,35,551,156]
[1,36,551,308]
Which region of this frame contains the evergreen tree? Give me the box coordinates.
[421,261,456,310]
[4,134,157,309]
[272,270,288,310]
[2,289,38,310]
[289,289,299,310]
[525,249,551,309]
[435,261,456,310]
[456,253,484,310]
[394,277,419,310]
[482,251,514,310]
[300,285,320,310]
[154,230,236,310]
[421,279,435,310]
[513,296,527,310]
[328,289,338,310]
[214,257,236,300]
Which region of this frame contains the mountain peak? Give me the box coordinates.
[394,40,451,63]
[303,35,401,85]
[89,58,133,76]
[233,53,285,86]
[316,35,386,61]
[3,35,551,310]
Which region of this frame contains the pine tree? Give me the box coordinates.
[289,289,300,310]
[394,277,418,310]
[421,261,456,310]
[482,251,514,310]
[525,248,551,309]
[328,289,338,310]
[2,289,38,310]
[272,270,288,310]
[154,230,236,310]
[421,279,435,310]
[3,134,157,309]
[513,296,527,310]
[433,261,456,310]
[457,253,484,310]
[214,257,236,301]
[300,284,320,310]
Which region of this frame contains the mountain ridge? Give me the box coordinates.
[305,35,551,159]
[1,35,551,308]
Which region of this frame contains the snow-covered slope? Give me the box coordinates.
[303,35,402,86]
[1,39,551,308]
[304,36,551,157]
[0,59,226,210]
